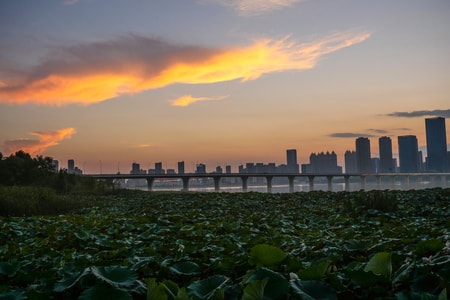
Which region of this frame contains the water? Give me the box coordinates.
[122,177,447,193]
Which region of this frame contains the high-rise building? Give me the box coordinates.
[225,165,232,174]
[286,149,299,173]
[302,151,342,174]
[68,159,75,173]
[356,137,372,173]
[344,150,357,173]
[425,117,448,172]
[195,163,206,174]
[398,135,419,173]
[178,161,185,174]
[131,162,140,174]
[155,162,164,174]
[379,136,394,173]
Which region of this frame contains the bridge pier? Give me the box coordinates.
[182,177,190,192]
[266,176,273,193]
[376,175,381,190]
[403,175,410,190]
[213,177,221,192]
[360,176,366,190]
[344,175,350,191]
[326,176,333,192]
[146,178,155,191]
[241,176,248,192]
[390,176,395,189]
[308,176,315,191]
[288,176,295,193]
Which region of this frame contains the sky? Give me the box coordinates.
[1,0,449,174]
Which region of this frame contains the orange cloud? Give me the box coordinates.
[171,94,228,107]
[2,128,76,155]
[0,31,370,106]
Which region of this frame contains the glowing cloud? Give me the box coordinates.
[202,0,303,15]
[2,128,76,155]
[171,94,228,107]
[0,31,370,106]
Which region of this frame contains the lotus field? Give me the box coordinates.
[1,189,449,299]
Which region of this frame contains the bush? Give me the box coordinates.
[0,186,88,216]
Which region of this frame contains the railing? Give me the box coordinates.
[88,173,450,193]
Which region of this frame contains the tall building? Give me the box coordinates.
[379,136,394,173]
[356,137,372,173]
[344,150,357,173]
[195,163,206,174]
[178,161,185,174]
[425,117,448,172]
[286,149,299,173]
[68,159,75,173]
[398,135,419,173]
[302,151,342,174]
[155,162,164,174]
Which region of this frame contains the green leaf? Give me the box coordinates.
[297,260,331,280]
[346,269,388,287]
[79,284,132,300]
[249,244,286,267]
[0,290,27,300]
[245,268,289,300]
[91,266,137,288]
[241,278,268,300]
[170,261,200,276]
[414,239,445,257]
[0,261,20,277]
[290,280,337,300]
[187,275,229,299]
[53,268,90,292]
[74,230,91,241]
[364,252,392,277]
[147,278,168,300]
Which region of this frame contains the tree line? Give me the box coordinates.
[0,150,110,194]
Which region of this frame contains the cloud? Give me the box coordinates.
[63,0,79,4]
[367,128,388,134]
[0,31,370,106]
[329,132,375,138]
[2,128,76,155]
[170,94,228,107]
[202,0,303,16]
[387,109,450,118]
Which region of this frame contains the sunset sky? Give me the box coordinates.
[1,0,449,173]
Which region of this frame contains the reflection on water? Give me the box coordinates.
[126,177,448,193]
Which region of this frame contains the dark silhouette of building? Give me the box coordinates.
[425,117,448,172]
[344,150,357,173]
[178,161,185,174]
[302,151,342,174]
[379,136,394,173]
[155,162,165,174]
[225,165,232,174]
[398,135,419,173]
[356,137,372,173]
[68,159,75,173]
[195,163,206,174]
[286,149,299,173]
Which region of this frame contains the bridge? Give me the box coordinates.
[88,172,450,193]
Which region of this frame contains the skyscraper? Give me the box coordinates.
[178,161,185,174]
[425,117,448,172]
[356,137,372,173]
[286,149,299,173]
[379,136,394,173]
[398,135,419,173]
[344,150,357,173]
[68,159,75,173]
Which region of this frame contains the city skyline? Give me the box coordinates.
[1,1,449,173]
[61,116,448,174]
